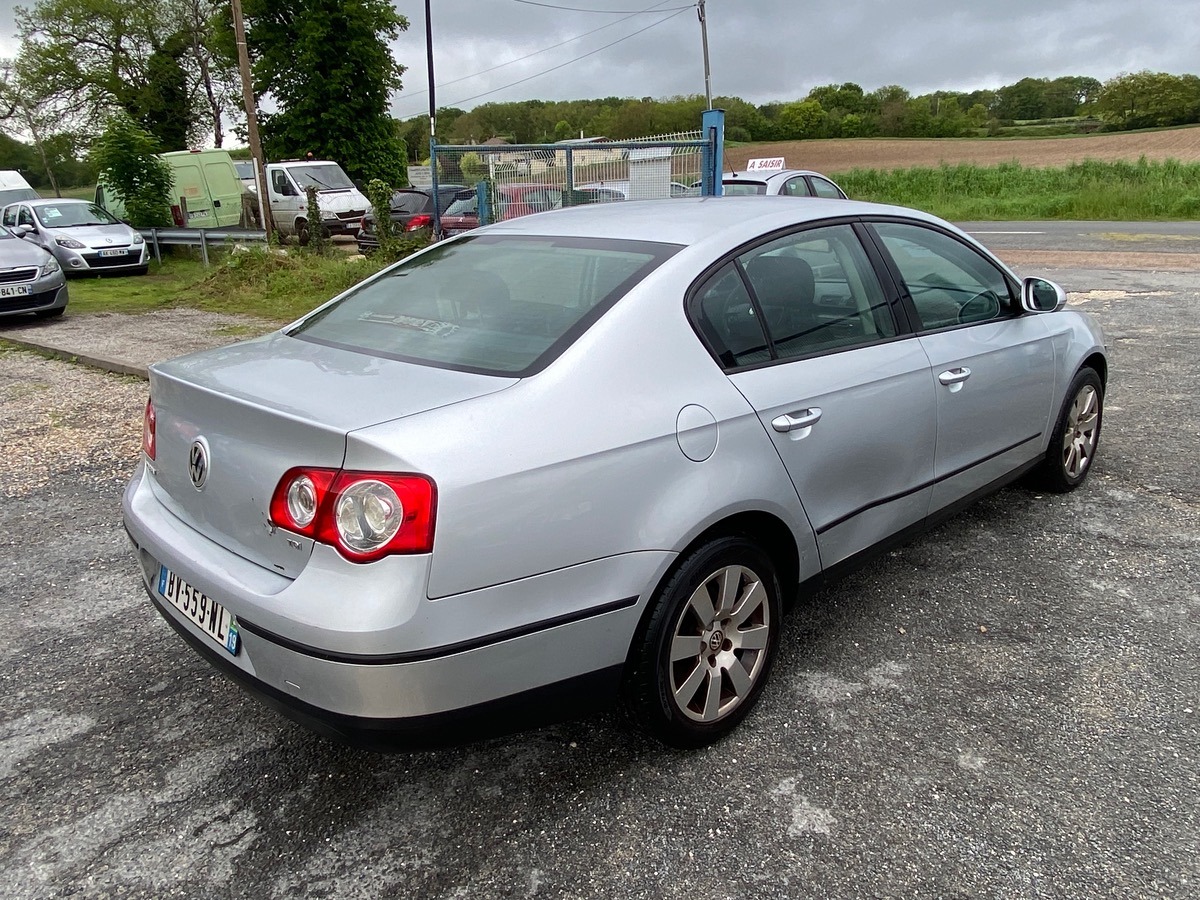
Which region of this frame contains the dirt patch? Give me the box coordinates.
[997,250,1200,272]
[726,127,1200,174]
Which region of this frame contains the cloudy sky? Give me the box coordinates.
[385,0,1198,119]
[0,0,1195,120]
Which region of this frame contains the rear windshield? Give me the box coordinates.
[722,181,767,196]
[289,234,680,375]
[390,192,430,214]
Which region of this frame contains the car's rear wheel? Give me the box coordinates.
[623,536,781,748]
[1035,366,1103,493]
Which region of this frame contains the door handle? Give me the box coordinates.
[938,367,971,386]
[771,407,822,433]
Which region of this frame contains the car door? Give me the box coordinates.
[867,220,1055,512]
[692,223,937,569]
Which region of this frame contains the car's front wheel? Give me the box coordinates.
[623,536,781,748]
[1036,366,1103,492]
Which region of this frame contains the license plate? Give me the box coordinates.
[0,284,32,297]
[157,566,239,655]
[98,249,128,258]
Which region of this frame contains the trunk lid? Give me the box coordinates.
[148,332,516,577]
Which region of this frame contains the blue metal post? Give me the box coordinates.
[701,108,725,196]
[476,181,491,226]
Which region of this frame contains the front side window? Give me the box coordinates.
[17,206,34,227]
[1,207,16,227]
[872,221,1016,330]
[290,235,679,376]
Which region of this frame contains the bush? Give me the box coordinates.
[88,112,172,227]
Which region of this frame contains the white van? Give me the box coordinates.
[0,171,40,207]
[264,160,368,244]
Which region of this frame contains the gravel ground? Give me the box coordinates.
[0,349,145,498]
[0,266,1197,899]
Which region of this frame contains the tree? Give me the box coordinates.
[1095,71,1200,129]
[246,0,409,185]
[88,112,173,226]
[14,0,215,147]
[778,100,827,140]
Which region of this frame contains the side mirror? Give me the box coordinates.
[12,224,32,237]
[1021,276,1067,313]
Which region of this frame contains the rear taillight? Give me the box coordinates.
[269,468,436,562]
[406,214,432,231]
[359,215,367,231]
[142,398,156,460]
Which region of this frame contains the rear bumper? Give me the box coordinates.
[142,582,623,750]
[122,462,666,746]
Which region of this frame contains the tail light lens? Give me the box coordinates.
[359,215,367,232]
[269,468,436,562]
[406,214,432,231]
[142,398,156,460]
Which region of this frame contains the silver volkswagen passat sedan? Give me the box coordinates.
[123,197,1106,749]
[2,198,149,275]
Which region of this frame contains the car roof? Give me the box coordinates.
[724,169,830,183]
[477,195,945,247]
[23,198,91,206]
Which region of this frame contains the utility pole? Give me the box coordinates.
[426,0,442,238]
[698,0,712,110]
[231,0,273,236]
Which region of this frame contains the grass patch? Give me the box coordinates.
[66,247,394,323]
[832,157,1200,220]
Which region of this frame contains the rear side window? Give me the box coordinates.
[290,235,679,376]
[692,224,896,368]
[810,176,844,199]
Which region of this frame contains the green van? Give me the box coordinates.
[96,149,246,228]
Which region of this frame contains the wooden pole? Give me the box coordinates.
[231,0,273,236]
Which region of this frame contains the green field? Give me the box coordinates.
[833,158,1200,220]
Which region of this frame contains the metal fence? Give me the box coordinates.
[428,124,720,234]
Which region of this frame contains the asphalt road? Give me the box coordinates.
[1,257,1197,898]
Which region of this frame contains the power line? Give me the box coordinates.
[397,6,692,116]
[398,0,680,102]
[511,0,694,12]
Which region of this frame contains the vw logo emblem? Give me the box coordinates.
[188,438,210,490]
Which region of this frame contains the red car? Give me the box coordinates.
[440,184,608,235]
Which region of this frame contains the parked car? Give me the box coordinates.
[122,196,1106,749]
[439,184,613,235]
[356,184,468,252]
[721,168,847,198]
[2,199,148,276]
[576,179,692,199]
[234,160,257,192]
[0,222,67,318]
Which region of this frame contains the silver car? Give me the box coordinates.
[723,168,847,198]
[0,223,68,318]
[122,197,1106,748]
[1,198,149,275]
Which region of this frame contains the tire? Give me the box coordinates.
[34,306,65,319]
[1034,366,1103,493]
[296,219,310,246]
[622,536,782,748]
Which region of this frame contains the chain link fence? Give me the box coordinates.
[425,130,714,235]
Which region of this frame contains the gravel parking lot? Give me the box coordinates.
[0,264,1197,899]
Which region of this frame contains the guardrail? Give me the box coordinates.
[138,227,268,266]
